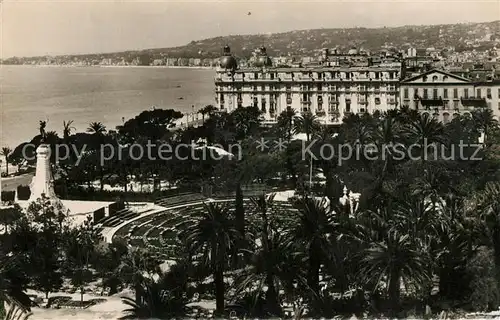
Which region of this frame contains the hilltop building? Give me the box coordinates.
[215,46,402,125]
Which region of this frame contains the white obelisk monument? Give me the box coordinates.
[29,144,59,202]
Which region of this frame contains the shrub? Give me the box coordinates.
[466,246,500,312]
[17,185,31,200]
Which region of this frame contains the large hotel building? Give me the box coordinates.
[214,45,500,124]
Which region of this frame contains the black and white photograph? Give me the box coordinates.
[1,0,500,319]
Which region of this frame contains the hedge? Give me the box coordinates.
[1,191,15,202]
[93,207,105,223]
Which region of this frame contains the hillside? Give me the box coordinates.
[3,20,499,64]
[157,20,500,58]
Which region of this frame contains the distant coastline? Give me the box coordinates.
[0,64,215,70]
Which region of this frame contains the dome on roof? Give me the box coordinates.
[219,45,237,70]
[254,46,272,67]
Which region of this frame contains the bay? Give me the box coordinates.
[0,65,216,148]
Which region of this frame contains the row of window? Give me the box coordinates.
[403,88,500,99]
[246,71,399,80]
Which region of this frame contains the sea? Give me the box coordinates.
[0,65,216,148]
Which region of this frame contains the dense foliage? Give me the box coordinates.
[2,104,500,318]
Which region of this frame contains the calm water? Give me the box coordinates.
[0,66,216,148]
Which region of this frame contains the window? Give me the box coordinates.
[422,76,427,82]
[270,73,275,80]
[261,99,266,112]
[443,89,448,98]
[464,88,469,98]
[432,75,438,82]
[498,102,500,110]
[375,97,381,105]
[375,72,380,79]
[498,89,500,98]
[453,88,458,98]
[423,89,428,99]
[254,72,258,79]
[253,97,258,108]
[433,89,438,99]
[345,101,351,112]
[317,83,322,91]
[453,100,459,109]
[286,85,291,91]
[404,88,409,99]
[443,100,449,109]
[487,88,492,98]
[477,88,481,98]
[487,102,491,109]
[360,85,366,92]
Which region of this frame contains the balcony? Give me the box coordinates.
[388,99,397,105]
[300,99,312,105]
[316,110,326,117]
[460,97,487,108]
[420,98,444,108]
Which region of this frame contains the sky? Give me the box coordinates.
[1,0,499,58]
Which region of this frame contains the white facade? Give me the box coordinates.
[400,69,500,122]
[215,66,401,125]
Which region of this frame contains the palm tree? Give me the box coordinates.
[472,108,498,145]
[276,108,297,142]
[404,113,446,161]
[1,147,12,175]
[284,196,336,297]
[116,248,161,304]
[87,122,107,135]
[352,194,436,314]
[62,120,76,141]
[373,117,403,181]
[120,276,188,319]
[0,254,33,320]
[293,111,320,142]
[178,202,239,316]
[245,193,281,315]
[474,181,500,290]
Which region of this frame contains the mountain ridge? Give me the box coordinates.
[4,20,500,62]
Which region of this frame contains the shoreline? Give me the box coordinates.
[0,64,215,70]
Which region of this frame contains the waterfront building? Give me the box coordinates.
[399,69,500,122]
[215,45,402,125]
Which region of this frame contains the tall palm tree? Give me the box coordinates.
[276,108,297,142]
[1,147,12,175]
[87,122,107,135]
[474,181,500,290]
[374,117,403,181]
[245,193,281,315]
[178,202,239,316]
[284,196,336,297]
[62,120,76,141]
